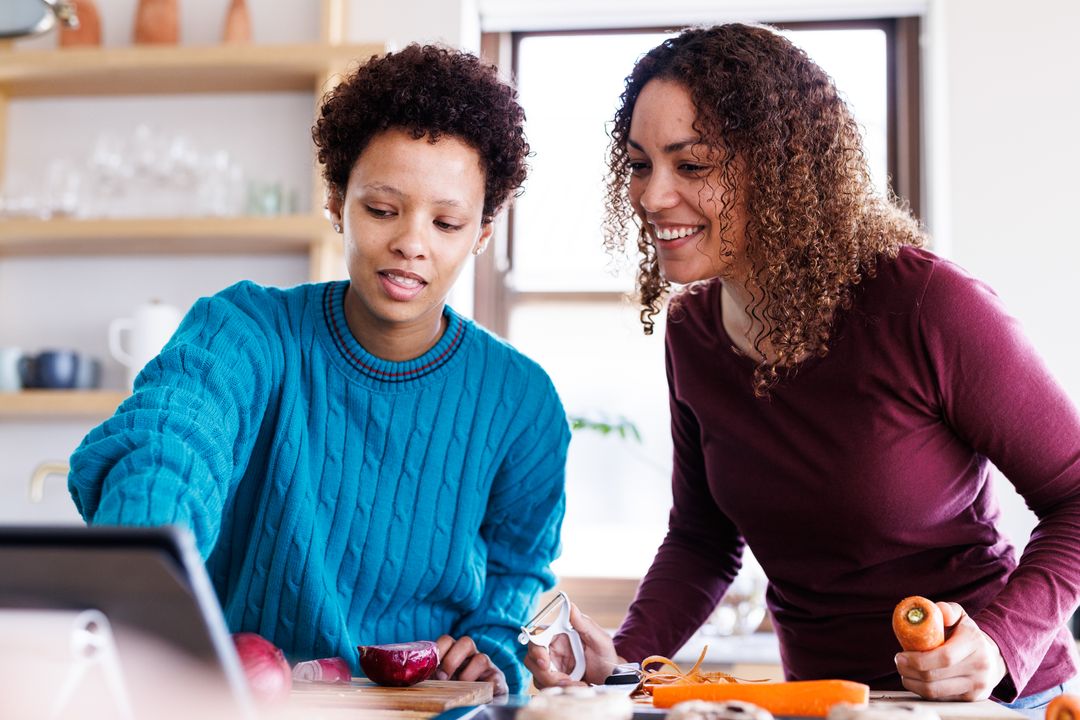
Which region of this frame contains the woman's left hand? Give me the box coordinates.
[433,635,508,696]
[894,602,1007,701]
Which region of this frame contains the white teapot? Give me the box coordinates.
[108,300,182,390]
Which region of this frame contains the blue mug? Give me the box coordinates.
[73,356,102,390]
[17,354,37,389]
[33,349,81,389]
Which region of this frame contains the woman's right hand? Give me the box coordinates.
[523,603,624,688]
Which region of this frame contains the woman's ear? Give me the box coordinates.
[325,187,344,232]
[473,222,495,256]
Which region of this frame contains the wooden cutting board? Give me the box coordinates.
[870,691,1025,719]
[289,678,491,713]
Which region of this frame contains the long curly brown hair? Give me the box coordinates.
[604,24,926,395]
[313,44,529,224]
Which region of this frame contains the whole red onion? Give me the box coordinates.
[358,640,438,687]
[232,632,292,704]
[292,656,352,683]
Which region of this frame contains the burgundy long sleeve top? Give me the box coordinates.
[613,247,1080,700]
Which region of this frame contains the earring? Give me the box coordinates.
[472,244,485,256]
[333,223,342,233]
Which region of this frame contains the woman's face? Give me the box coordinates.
[328,128,491,336]
[626,78,747,285]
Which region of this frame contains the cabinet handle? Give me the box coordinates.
[29,461,70,503]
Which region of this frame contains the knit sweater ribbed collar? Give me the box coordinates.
[317,280,473,391]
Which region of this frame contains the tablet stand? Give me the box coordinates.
[0,608,135,720]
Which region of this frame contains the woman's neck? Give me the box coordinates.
[344,291,447,362]
[720,279,771,362]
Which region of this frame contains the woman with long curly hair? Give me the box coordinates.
[527,24,1080,710]
[68,44,570,696]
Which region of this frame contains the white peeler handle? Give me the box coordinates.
[519,591,587,681]
[564,625,586,681]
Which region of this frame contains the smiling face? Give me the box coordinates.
[626,78,748,285]
[327,128,492,355]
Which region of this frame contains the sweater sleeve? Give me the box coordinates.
[68,284,275,558]
[919,262,1080,700]
[450,371,570,694]
[613,338,745,664]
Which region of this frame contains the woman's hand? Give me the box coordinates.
[523,603,623,688]
[433,635,508,696]
[894,601,1007,701]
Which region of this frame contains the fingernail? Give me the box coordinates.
[434,670,448,681]
[894,655,907,669]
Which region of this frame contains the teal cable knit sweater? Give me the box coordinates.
[68,280,570,692]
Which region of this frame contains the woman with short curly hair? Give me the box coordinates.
[70,44,569,696]
[527,24,1080,710]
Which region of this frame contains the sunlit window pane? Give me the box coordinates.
[780,29,889,194]
[512,33,668,293]
[511,29,890,294]
[508,27,893,578]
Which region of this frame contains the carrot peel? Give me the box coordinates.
[638,646,769,692]
[651,679,870,716]
[892,596,945,652]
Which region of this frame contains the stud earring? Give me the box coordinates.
[472,244,485,256]
[333,223,342,233]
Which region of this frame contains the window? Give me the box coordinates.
[479,20,921,578]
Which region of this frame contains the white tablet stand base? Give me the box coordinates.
[0,608,135,720]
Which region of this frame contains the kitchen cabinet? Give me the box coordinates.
[0,0,383,420]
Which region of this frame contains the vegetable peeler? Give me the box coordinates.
[518,591,586,681]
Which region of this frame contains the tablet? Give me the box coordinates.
[0,524,254,719]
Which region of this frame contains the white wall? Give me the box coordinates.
[924,0,1080,549]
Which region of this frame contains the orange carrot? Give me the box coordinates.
[892,596,944,651]
[651,679,870,715]
[1046,694,1080,720]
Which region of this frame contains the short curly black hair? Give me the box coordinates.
[312,44,528,224]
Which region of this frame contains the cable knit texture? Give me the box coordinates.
[68,280,570,693]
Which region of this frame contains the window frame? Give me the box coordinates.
[476,18,922,335]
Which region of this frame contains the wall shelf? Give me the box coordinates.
[0,390,127,419]
[0,215,328,256]
[0,43,384,98]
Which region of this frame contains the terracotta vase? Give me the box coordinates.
[133,0,179,45]
[59,0,103,47]
[222,0,252,44]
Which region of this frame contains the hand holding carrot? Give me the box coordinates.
[892,599,1007,701]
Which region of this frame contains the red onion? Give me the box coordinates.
[358,640,439,687]
[292,656,352,683]
[232,632,292,704]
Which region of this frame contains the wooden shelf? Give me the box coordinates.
[0,43,385,97]
[0,390,127,419]
[0,214,332,256]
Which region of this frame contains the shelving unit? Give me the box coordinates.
[0,0,381,419]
